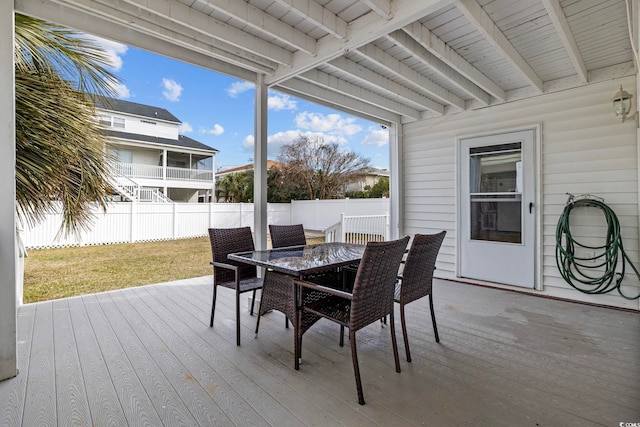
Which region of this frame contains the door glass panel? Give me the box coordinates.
[469,143,522,243]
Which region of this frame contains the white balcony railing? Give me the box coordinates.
[115,162,213,182]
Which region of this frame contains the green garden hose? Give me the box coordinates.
[555,194,640,300]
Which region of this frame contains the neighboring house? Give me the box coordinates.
[96,97,218,203]
[344,168,389,193]
[215,160,284,179]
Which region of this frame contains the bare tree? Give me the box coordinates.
[278,134,371,199]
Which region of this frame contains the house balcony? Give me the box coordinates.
[115,162,214,183]
[1,277,637,425]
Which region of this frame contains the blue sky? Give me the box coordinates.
[92,36,390,171]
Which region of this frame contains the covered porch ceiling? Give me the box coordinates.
[16,0,638,126]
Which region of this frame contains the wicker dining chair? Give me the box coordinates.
[208,227,263,346]
[269,224,306,248]
[294,236,410,405]
[395,231,446,362]
[255,224,312,336]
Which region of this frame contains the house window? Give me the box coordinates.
[113,117,125,128]
[99,114,111,126]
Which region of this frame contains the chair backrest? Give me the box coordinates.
[399,231,446,305]
[269,224,307,248]
[208,227,257,285]
[350,236,410,331]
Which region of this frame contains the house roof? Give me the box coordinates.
[217,160,284,176]
[96,97,181,123]
[22,1,636,125]
[105,130,218,153]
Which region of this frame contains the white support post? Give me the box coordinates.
[340,213,346,243]
[162,148,167,181]
[254,75,268,251]
[389,122,403,240]
[0,3,18,380]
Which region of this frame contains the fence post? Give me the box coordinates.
[340,213,346,243]
[384,212,390,241]
[173,203,178,239]
[130,202,136,243]
[209,202,213,229]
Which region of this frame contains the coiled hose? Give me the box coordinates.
[555,195,640,300]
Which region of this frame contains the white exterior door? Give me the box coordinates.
[459,129,536,288]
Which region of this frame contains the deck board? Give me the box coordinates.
[1,277,638,426]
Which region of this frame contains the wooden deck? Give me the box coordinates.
[1,277,638,426]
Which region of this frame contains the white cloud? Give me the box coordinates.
[361,127,389,147]
[242,135,255,150]
[295,112,362,136]
[84,35,128,71]
[106,80,131,99]
[179,122,193,133]
[226,81,254,98]
[162,78,183,102]
[268,93,297,111]
[201,124,224,136]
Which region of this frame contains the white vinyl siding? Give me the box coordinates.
[403,75,639,310]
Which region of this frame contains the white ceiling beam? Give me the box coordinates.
[540,0,588,84]
[276,78,399,124]
[327,56,445,115]
[51,0,277,73]
[16,0,258,81]
[271,0,348,40]
[402,22,506,101]
[386,30,490,105]
[298,69,421,119]
[189,0,316,55]
[119,0,293,65]
[362,0,392,20]
[456,0,543,93]
[356,44,466,109]
[265,0,456,85]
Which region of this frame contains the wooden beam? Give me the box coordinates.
[118,0,293,65]
[327,56,445,115]
[19,0,259,81]
[540,0,588,84]
[402,22,506,101]
[189,0,316,55]
[265,0,455,85]
[276,78,399,123]
[297,69,421,119]
[356,44,466,109]
[362,0,392,20]
[456,0,543,93]
[386,30,491,105]
[270,0,348,40]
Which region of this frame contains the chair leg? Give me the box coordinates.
[349,330,365,405]
[209,284,217,327]
[400,304,411,362]
[255,295,265,337]
[285,317,289,329]
[339,325,345,347]
[250,289,256,315]
[236,290,241,346]
[429,295,440,343]
[389,309,401,373]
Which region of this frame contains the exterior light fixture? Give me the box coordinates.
[612,85,633,122]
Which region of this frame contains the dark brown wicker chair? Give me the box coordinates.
[269,224,306,248]
[395,231,446,362]
[294,236,410,405]
[255,223,317,339]
[208,227,263,346]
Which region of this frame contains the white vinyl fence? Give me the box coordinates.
[23,199,389,249]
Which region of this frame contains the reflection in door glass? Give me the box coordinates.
[469,143,522,244]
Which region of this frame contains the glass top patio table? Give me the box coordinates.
[228,242,365,277]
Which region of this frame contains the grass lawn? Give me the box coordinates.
[23,235,325,303]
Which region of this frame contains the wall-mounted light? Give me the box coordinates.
[612,85,633,122]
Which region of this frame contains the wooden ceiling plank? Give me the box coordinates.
[121,0,293,65]
[357,44,466,109]
[192,0,316,55]
[271,0,348,39]
[540,0,588,84]
[403,21,506,101]
[456,0,544,92]
[387,29,491,104]
[362,0,393,19]
[328,56,446,114]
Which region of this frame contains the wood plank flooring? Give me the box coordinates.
[1,277,638,426]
